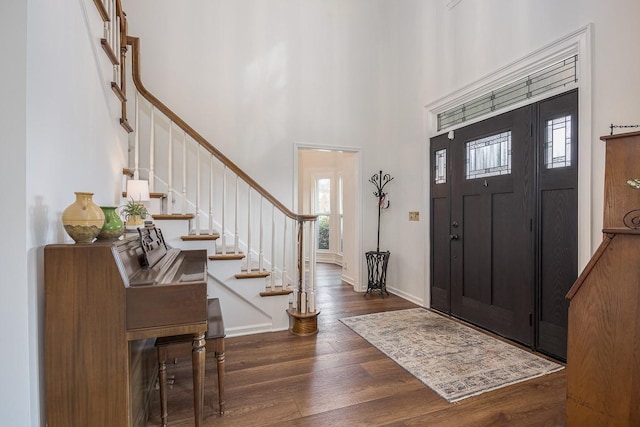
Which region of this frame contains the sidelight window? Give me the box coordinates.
[465,131,512,179]
[435,149,447,184]
[545,115,572,169]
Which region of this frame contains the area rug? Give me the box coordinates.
[340,308,564,403]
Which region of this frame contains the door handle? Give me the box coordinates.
[449,234,459,240]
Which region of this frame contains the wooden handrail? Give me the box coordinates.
[125,35,316,224]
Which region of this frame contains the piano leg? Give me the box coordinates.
[192,332,206,427]
[214,342,226,415]
[158,357,169,427]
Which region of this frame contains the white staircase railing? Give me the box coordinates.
[92,0,318,319]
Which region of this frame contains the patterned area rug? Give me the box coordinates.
[340,308,564,402]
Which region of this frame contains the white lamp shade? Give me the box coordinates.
[126,180,150,201]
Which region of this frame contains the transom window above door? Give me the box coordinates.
[466,131,512,179]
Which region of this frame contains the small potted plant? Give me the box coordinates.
[118,197,149,227]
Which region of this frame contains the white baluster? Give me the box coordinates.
[209,155,214,235]
[149,106,155,191]
[182,131,187,215]
[221,166,227,254]
[108,0,113,48]
[270,205,275,291]
[103,0,110,40]
[116,6,120,59]
[133,92,139,180]
[300,290,307,314]
[308,289,315,314]
[246,188,252,273]
[282,217,287,289]
[167,122,173,214]
[300,222,306,296]
[103,15,109,41]
[259,197,264,273]
[111,2,119,86]
[114,14,120,84]
[234,175,239,254]
[308,219,317,313]
[195,144,201,234]
[111,0,116,56]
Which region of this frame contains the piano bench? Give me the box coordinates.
[155,298,226,426]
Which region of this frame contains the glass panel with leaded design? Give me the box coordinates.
[435,149,447,184]
[545,115,572,169]
[465,131,512,179]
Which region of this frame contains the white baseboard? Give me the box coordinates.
[385,285,425,307]
[224,323,289,338]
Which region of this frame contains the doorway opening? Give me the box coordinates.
[296,146,362,290]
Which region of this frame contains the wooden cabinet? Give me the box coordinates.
[601,131,640,229]
[565,131,640,426]
[45,241,143,426]
[565,229,640,426]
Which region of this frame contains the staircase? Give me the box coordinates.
[94,0,319,337]
[147,208,291,336]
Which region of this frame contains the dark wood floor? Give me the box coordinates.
[146,264,566,426]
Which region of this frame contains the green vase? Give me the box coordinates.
[97,206,125,241]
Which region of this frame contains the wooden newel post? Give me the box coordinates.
[287,218,320,335]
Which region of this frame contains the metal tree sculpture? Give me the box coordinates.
[369,170,394,252]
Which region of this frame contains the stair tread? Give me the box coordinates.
[209,252,245,260]
[153,213,194,220]
[259,288,293,297]
[235,271,270,279]
[122,191,166,199]
[182,233,220,241]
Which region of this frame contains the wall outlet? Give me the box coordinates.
[409,211,420,221]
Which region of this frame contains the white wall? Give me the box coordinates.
[426,0,640,255]
[1,0,30,425]
[2,0,130,424]
[123,0,434,304]
[119,0,640,304]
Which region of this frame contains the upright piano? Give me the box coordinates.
[45,225,208,426]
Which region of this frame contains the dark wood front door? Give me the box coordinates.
[450,104,534,345]
[430,90,578,359]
